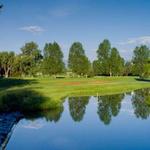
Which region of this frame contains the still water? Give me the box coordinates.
[3,88,150,149]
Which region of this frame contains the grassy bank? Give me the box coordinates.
[0,76,150,111]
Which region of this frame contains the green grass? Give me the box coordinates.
[0,76,150,111]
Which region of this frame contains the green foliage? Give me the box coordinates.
[21,41,39,56]
[0,40,150,78]
[96,39,111,75]
[92,60,101,75]
[19,41,42,76]
[97,93,124,124]
[110,48,124,76]
[68,42,90,75]
[132,45,150,77]
[68,96,89,121]
[43,42,65,75]
[0,51,15,77]
[143,63,150,78]
[132,88,150,119]
[95,40,124,76]
[97,39,111,60]
[0,89,62,112]
[0,77,150,112]
[124,61,133,76]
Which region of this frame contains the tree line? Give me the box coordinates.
[0,39,149,78]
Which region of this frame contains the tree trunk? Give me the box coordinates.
[5,66,11,78]
[5,69,9,78]
[109,69,112,76]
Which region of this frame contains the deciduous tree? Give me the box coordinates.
[0,51,15,77]
[43,42,65,75]
[132,45,150,77]
[20,41,42,76]
[68,42,90,76]
[96,39,111,75]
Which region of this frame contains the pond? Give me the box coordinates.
[1,88,150,150]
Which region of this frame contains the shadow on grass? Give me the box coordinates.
[0,89,63,113]
[0,78,64,114]
[135,78,150,82]
[0,78,37,90]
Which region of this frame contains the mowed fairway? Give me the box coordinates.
[2,76,150,101]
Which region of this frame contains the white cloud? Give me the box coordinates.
[118,36,150,45]
[22,121,44,129]
[20,26,45,33]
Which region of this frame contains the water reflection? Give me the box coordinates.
[97,94,124,125]
[68,96,90,122]
[21,88,149,124]
[132,88,150,119]
[1,88,150,149]
[24,106,64,123]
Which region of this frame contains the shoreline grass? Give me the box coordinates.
[0,76,150,111]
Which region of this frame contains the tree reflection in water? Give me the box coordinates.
[22,88,150,124]
[132,88,150,119]
[97,94,124,125]
[68,96,90,122]
[24,106,64,123]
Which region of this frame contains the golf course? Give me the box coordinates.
[0,76,150,111]
[1,1,150,149]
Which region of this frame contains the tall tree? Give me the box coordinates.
[95,40,124,76]
[92,60,102,76]
[68,42,90,76]
[132,45,150,77]
[109,48,124,76]
[43,42,65,75]
[96,39,111,75]
[20,41,42,76]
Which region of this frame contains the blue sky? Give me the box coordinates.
[1,0,150,61]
